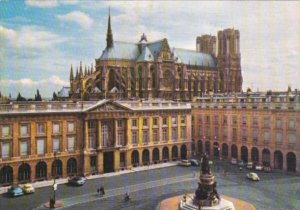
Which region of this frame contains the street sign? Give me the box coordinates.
[53,183,58,191]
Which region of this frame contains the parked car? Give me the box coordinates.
[255,164,264,171]
[22,183,35,194]
[178,160,191,167]
[190,159,199,166]
[7,186,24,197]
[238,160,245,167]
[246,162,253,169]
[246,172,260,181]
[68,176,86,186]
[231,158,237,165]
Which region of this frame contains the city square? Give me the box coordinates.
[0,1,299,210]
[0,160,299,210]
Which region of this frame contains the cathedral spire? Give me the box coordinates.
[106,7,114,48]
[79,61,83,78]
[70,64,74,81]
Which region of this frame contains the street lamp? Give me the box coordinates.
[50,151,57,208]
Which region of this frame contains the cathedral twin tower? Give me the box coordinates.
[69,11,242,101]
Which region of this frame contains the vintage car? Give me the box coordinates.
[246,172,260,181]
[178,160,191,167]
[68,176,86,186]
[22,183,35,194]
[7,186,24,197]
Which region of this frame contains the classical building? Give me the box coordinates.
[68,11,242,101]
[0,100,191,186]
[192,90,300,173]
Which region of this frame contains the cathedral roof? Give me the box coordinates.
[99,39,216,68]
[173,48,216,68]
[137,46,154,62]
[99,41,139,60]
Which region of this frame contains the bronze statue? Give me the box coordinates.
[201,153,211,175]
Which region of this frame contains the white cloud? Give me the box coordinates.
[25,0,58,8]
[0,76,68,86]
[57,11,93,29]
[0,25,17,43]
[0,25,66,49]
[0,76,69,98]
[25,0,79,8]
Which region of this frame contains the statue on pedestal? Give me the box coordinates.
[194,153,220,206]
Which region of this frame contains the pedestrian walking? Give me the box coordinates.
[100,186,105,195]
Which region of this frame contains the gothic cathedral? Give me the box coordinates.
[69,11,242,101]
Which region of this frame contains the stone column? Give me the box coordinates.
[138,148,143,166]
[269,148,274,168]
[126,151,132,169]
[114,119,118,147]
[114,150,120,172]
[13,122,18,158]
[282,151,287,171]
[97,152,103,174]
[30,122,36,156]
[84,121,89,150]
[98,120,102,149]
[62,157,67,178]
[30,162,36,182]
[47,121,52,154]
[83,154,90,176]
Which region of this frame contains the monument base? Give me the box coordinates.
[157,194,256,210]
[180,195,234,210]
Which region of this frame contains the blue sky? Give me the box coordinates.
[0,0,299,98]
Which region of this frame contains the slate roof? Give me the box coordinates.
[137,46,154,62]
[99,41,139,60]
[173,48,216,68]
[99,39,216,68]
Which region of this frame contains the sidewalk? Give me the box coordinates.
[0,161,179,195]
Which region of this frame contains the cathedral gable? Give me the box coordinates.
[160,39,172,60]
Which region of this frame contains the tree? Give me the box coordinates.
[35,89,42,101]
[52,92,58,101]
[287,85,292,93]
[16,92,26,101]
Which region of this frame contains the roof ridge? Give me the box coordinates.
[114,40,137,45]
[146,39,165,44]
[173,47,197,52]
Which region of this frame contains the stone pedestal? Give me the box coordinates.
[179,195,235,210]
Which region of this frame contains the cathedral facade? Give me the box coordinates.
[69,12,243,101]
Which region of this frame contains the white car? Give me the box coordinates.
[22,183,35,194]
[178,160,191,167]
[231,158,237,165]
[246,162,253,169]
[255,164,264,171]
[246,172,260,181]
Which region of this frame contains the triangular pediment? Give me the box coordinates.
[160,39,172,60]
[85,100,131,112]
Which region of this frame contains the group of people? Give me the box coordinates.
[97,186,130,201]
[97,186,105,196]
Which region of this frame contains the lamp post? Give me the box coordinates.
[50,152,57,208]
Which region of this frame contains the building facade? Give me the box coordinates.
[68,12,242,101]
[192,90,300,173]
[0,100,191,186]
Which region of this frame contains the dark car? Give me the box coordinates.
[68,176,86,186]
[190,159,199,166]
[7,186,24,197]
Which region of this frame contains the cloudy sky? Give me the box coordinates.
[0,0,299,98]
